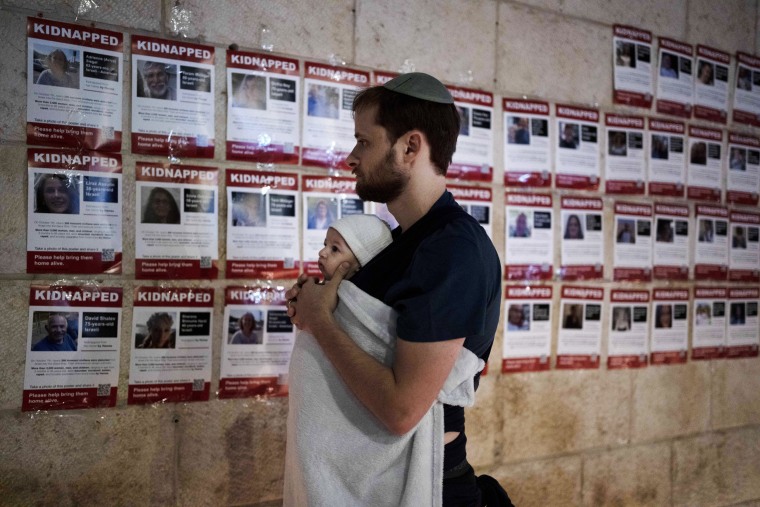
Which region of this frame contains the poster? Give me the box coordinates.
[612,25,653,108]
[448,86,494,182]
[226,51,300,164]
[607,290,649,369]
[728,210,760,282]
[302,175,366,276]
[301,62,369,170]
[732,52,760,127]
[655,37,694,118]
[131,35,215,158]
[219,286,294,398]
[559,196,604,280]
[556,285,603,369]
[128,287,213,404]
[652,203,690,280]
[692,286,727,360]
[650,288,689,365]
[226,169,300,279]
[373,70,397,86]
[726,132,760,206]
[449,184,493,240]
[503,99,552,188]
[27,148,122,274]
[694,204,729,280]
[726,287,759,358]
[504,193,554,280]
[555,104,600,190]
[687,126,723,202]
[693,45,730,124]
[502,285,552,373]
[604,114,646,194]
[648,118,686,197]
[135,162,219,279]
[613,201,653,282]
[23,285,121,411]
[27,17,123,151]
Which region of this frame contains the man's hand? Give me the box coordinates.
[288,262,352,332]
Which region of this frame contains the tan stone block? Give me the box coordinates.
[499,369,631,460]
[582,442,671,506]
[0,147,28,274]
[687,0,756,54]
[712,357,760,429]
[355,0,497,90]
[0,11,27,144]
[485,455,581,507]
[0,405,176,505]
[631,362,711,443]
[5,0,162,32]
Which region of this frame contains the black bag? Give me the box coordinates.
[476,474,515,507]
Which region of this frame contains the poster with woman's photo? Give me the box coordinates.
[604,114,646,195]
[612,25,653,108]
[135,162,218,279]
[726,132,760,206]
[23,285,122,411]
[27,17,123,151]
[301,62,369,170]
[733,52,760,127]
[449,184,493,240]
[555,104,600,190]
[226,51,300,164]
[556,286,604,369]
[655,37,694,118]
[226,169,300,279]
[503,99,552,188]
[687,126,723,202]
[692,287,727,360]
[301,175,366,276]
[608,290,650,369]
[650,288,689,365]
[128,287,213,404]
[559,196,605,280]
[613,201,653,281]
[447,86,494,182]
[693,45,730,123]
[694,204,729,280]
[27,148,122,274]
[648,118,686,197]
[502,285,553,373]
[726,288,759,358]
[131,35,215,158]
[728,210,760,282]
[219,286,294,398]
[504,193,554,280]
[652,203,690,280]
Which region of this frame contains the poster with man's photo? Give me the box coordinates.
[612,25,653,108]
[652,203,690,280]
[23,285,122,411]
[604,114,646,195]
[503,99,552,188]
[555,104,600,190]
[692,287,727,360]
[447,86,494,182]
[135,162,219,279]
[692,45,730,124]
[648,118,686,197]
[131,35,215,158]
[694,204,729,280]
[449,184,493,240]
[650,288,689,365]
[559,196,605,280]
[726,132,760,206]
[504,192,554,280]
[687,126,723,202]
[556,286,604,369]
[655,37,694,118]
[733,52,760,127]
[128,287,213,404]
[27,17,123,151]
[726,287,759,358]
[502,285,553,373]
[613,201,653,281]
[27,148,122,274]
[226,169,300,279]
[728,210,760,282]
[219,286,294,398]
[226,51,300,164]
[607,290,649,369]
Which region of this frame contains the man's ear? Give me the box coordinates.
[402,131,422,161]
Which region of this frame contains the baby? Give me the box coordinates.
[317,214,392,280]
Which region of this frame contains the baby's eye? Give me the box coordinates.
[331,246,339,253]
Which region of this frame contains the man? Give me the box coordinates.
[559,123,578,149]
[142,61,176,100]
[32,314,76,352]
[286,73,505,506]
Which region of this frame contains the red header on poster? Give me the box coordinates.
[506,192,552,207]
[226,169,299,190]
[305,61,369,86]
[28,17,123,51]
[615,201,652,217]
[227,50,299,75]
[694,287,727,299]
[133,287,214,307]
[652,288,689,300]
[28,148,122,173]
[449,184,491,202]
[614,25,652,42]
[556,104,599,122]
[131,34,214,64]
[225,285,287,305]
[29,285,123,307]
[301,174,357,194]
[135,162,218,185]
[503,98,550,115]
[561,285,604,300]
[505,285,552,299]
[605,114,645,129]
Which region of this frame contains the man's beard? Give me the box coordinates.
[355,148,408,203]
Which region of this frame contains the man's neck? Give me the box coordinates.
[387,172,446,231]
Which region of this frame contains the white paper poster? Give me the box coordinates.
[555,104,600,190]
[648,118,686,197]
[693,45,730,124]
[219,286,294,398]
[557,285,603,369]
[128,287,213,404]
[726,132,760,206]
[655,37,694,119]
[650,288,689,365]
[726,287,759,358]
[604,114,646,194]
[687,126,723,202]
[226,169,300,279]
[728,210,760,282]
[131,35,215,158]
[692,287,727,360]
[608,290,650,369]
[449,184,493,240]
[504,193,554,281]
[732,52,760,127]
[27,148,122,274]
[27,17,123,151]
[612,25,653,108]
[652,203,690,280]
[503,99,552,188]
[695,204,729,280]
[23,285,121,411]
[135,162,219,279]
[559,196,604,280]
[502,285,553,373]
[613,201,653,281]
[448,86,494,182]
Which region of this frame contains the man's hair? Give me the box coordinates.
[352,86,460,175]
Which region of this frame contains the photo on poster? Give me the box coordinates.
[231,73,267,110]
[654,304,673,328]
[563,214,585,240]
[307,83,340,119]
[608,130,628,156]
[306,197,338,230]
[698,219,714,242]
[616,41,637,68]
[611,307,632,331]
[660,52,680,78]
[616,218,637,244]
[697,60,715,86]
[733,226,748,249]
[690,141,707,165]
[655,218,674,243]
[506,304,531,331]
[457,106,471,136]
[508,210,533,238]
[651,135,669,160]
[231,191,267,227]
[227,309,265,345]
[507,116,531,145]
[695,302,712,325]
[140,186,181,224]
[730,302,746,325]
[32,44,80,89]
[134,311,177,349]
[30,311,79,351]
[559,122,579,149]
[33,172,81,215]
[562,303,584,329]
[729,147,747,171]
[737,66,752,91]
[135,60,178,100]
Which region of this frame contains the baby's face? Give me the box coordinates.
[318,228,360,280]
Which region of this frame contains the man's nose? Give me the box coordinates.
[345,150,358,168]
